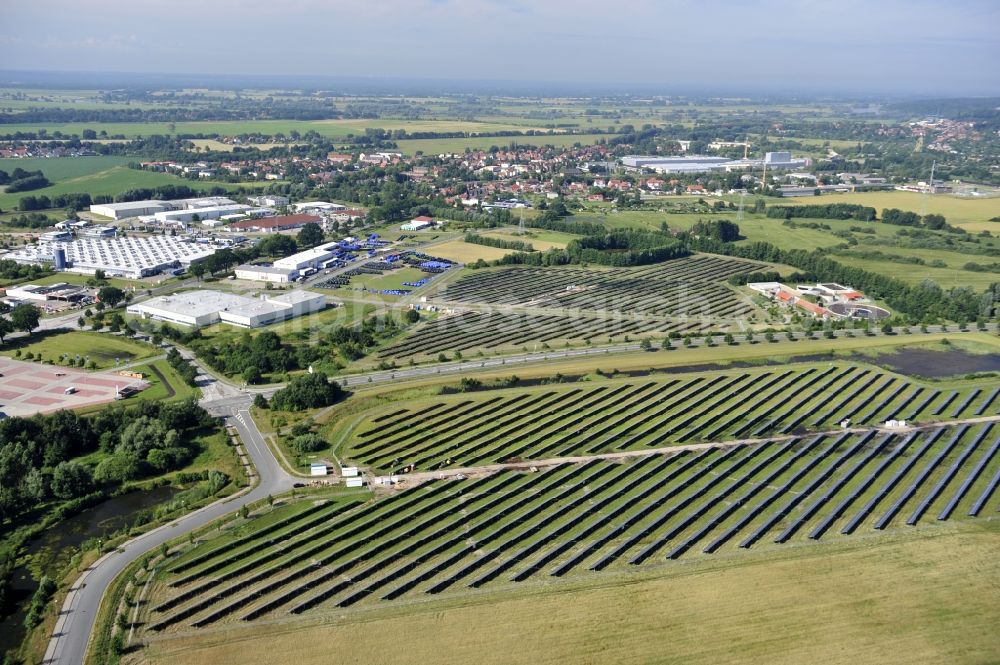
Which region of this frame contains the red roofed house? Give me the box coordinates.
[228,213,321,234]
[795,299,830,317]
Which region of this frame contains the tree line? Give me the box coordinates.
[464,233,535,252]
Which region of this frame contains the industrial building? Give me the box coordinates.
[248,195,289,207]
[89,196,239,221]
[4,235,218,279]
[79,226,117,238]
[273,243,340,272]
[228,213,321,234]
[621,152,809,174]
[621,155,732,173]
[90,200,172,220]
[401,216,434,231]
[5,282,88,303]
[153,204,250,225]
[292,201,345,213]
[127,289,326,328]
[234,264,299,284]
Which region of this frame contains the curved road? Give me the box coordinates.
[43,372,296,665]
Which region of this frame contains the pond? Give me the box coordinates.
[0,484,179,656]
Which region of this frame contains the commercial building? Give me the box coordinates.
[39,230,73,243]
[90,200,173,220]
[234,264,299,284]
[89,196,238,221]
[292,201,345,213]
[248,195,289,207]
[79,226,117,238]
[621,153,809,174]
[5,282,87,303]
[127,289,326,328]
[228,213,321,234]
[401,216,434,231]
[621,155,732,173]
[273,243,340,272]
[5,235,218,278]
[153,204,250,225]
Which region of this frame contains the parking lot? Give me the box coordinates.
[0,358,147,417]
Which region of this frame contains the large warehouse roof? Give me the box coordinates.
[4,235,218,278]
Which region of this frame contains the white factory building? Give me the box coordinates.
[89,200,173,220]
[292,201,345,213]
[153,204,250,224]
[234,264,299,284]
[127,289,326,328]
[273,243,340,272]
[4,235,218,279]
[90,196,240,221]
[621,152,809,174]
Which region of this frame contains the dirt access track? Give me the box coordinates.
[0,357,147,417]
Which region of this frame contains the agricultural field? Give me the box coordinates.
[479,229,576,250]
[138,420,1000,646]
[376,310,707,360]
[436,254,765,321]
[0,164,247,211]
[418,240,514,264]
[0,330,157,368]
[819,191,1000,230]
[338,361,998,472]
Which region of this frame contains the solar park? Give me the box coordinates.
[143,421,1000,633]
[435,255,762,319]
[133,343,1000,640]
[340,362,996,472]
[371,253,765,360]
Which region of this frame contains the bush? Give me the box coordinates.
[270,372,343,411]
[291,433,327,453]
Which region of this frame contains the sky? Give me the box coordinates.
[2,0,999,96]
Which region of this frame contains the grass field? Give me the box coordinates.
[817,191,1000,229]
[0,164,247,210]
[425,240,515,263]
[833,253,1000,290]
[135,524,1000,665]
[2,270,147,291]
[480,229,576,250]
[129,359,199,403]
[0,156,131,181]
[0,330,157,368]
[187,139,305,152]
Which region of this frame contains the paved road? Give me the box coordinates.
[43,369,295,665]
[333,323,998,388]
